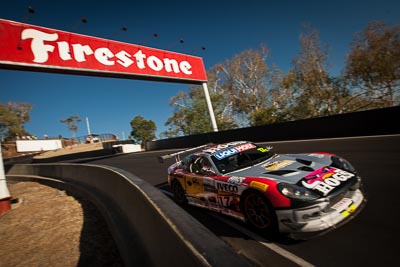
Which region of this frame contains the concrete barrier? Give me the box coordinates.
[146,106,400,151]
[6,164,252,267]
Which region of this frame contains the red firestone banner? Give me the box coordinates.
[0,19,207,83]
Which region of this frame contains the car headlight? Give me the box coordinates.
[331,156,356,173]
[277,183,319,201]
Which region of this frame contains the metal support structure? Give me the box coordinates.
[202,82,218,132]
[86,117,91,136]
[0,141,11,215]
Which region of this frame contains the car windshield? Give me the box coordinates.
[210,144,274,174]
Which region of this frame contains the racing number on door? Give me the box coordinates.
[218,196,232,206]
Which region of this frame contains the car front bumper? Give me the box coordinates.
[276,188,365,239]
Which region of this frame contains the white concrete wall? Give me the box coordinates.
[16,140,62,152]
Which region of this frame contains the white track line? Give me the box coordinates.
[209,213,315,267]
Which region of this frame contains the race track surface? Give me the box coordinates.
[83,135,400,266]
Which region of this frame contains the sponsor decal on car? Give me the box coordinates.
[216,182,239,193]
[264,160,295,170]
[214,148,239,160]
[301,167,355,196]
[213,143,256,160]
[227,176,246,185]
[203,141,247,154]
[249,181,269,192]
[331,198,357,217]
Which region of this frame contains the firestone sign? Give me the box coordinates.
[0,19,207,83]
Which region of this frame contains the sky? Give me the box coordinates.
[1,0,399,140]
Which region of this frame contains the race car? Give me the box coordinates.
[159,141,365,239]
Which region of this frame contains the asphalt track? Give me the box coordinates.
[82,135,400,266]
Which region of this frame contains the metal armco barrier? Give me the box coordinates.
[6,164,252,267]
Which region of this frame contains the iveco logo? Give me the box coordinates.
[216,182,238,193]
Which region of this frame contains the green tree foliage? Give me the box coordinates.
[211,44,285,126]
[0,102,32,140]
[345,21,400,108]
[60,115,81,139]
[130,115,157,146]
[283,25,343,119]
[162,45,284,137]
[161,85,237,138]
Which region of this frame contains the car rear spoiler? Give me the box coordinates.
[157,144,210,163]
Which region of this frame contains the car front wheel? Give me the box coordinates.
[242,191,277,233]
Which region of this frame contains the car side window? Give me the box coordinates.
[196,157,216,176]
[182,155,197,172]
[182,155,216,175]
[189,156,202,174]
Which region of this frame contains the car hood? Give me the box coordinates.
[227,153,334,184]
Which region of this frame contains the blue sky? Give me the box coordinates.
[1,0,399,140]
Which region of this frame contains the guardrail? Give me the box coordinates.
[6,164,252,267]
[146,106,400,151]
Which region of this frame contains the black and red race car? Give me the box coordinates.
[160,141,365,238]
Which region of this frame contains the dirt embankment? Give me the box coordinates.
[0,181,123,267]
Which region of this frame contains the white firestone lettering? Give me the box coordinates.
[180,61,192,75]
[21,29,58,63]
[57,41,72,60]
[147,56,163,71]
[115,50,133,67]
[21,28,194,75]
[95,47,114,65]
[164,58,180,73]
[133,50,146,69]
[72,44,94,62]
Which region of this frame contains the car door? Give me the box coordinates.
[186,156,221,206]
[179,155,205,198]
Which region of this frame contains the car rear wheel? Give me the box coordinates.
[242,191,277,233]
[171,179,188,205]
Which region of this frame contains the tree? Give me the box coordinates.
[345,21,400,108]
[162,45,286,137]
[213,44,278,126]
[0,102,32,140]
[161,85,237,138]
[130,115,157,146]
[60,115,81,139]
[280,24,355,120]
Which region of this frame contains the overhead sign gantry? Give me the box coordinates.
[0,18,218,213]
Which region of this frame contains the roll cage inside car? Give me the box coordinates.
[181,154,217,176]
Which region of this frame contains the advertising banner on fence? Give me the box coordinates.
[0,19,207,83]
